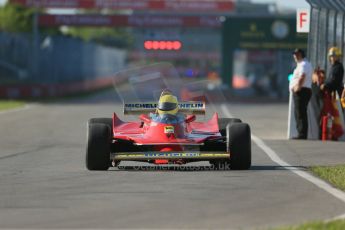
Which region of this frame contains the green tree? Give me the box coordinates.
[0,3,131,45]
[0,2,60,35]
[64,8,134,48]
[0,3,35,33]
[65,26,133,48]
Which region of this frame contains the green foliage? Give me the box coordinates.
[41,26,62,36]
[0,100,25,111]
[0,4,132,45]
[311,165,345,191]
[65,26,133,48]
[0,2,60,35]
[275,219,345,230]
[0,3,35,33]
[60,7,133,47]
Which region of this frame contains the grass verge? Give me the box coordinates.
[37,87,113,103]
[310,164,345,191]
[275,219,345,230]
[275,165,345,229]
[0,100,25,111]
[0,87,113,107]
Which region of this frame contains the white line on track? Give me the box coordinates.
[221,104,345,206]
[328,213,345,221]
[0,104,34,115]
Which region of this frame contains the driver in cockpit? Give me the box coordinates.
[150,90,184,124]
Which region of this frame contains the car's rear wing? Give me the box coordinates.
[124,101,206,115]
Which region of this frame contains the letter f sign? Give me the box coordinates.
[297,9,310,33]
[300,12,307,28]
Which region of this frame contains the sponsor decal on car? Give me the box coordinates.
[125,103,157,109]
[144,152,200,157]
[124,102,204,109]
[112,152,230,160]
[123,101,205,115]
[164,126,175,134]
[179,102,204,109]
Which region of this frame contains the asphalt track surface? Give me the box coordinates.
[0,90,345,229]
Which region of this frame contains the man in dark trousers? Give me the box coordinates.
[290,49,313,139]
[320,47,344,97]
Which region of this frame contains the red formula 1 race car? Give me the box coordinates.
[86,90,251,170]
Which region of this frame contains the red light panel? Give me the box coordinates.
[159,41,166,50]
[144,41,153,50]
[173,41,182,50]
[144,41,182,51]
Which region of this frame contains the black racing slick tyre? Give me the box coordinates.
[209,118,242,169]
[86,123,110,171]
[228,123,251,170]
[218,118,242,136]
[88,118,116,164]
[88,118,112,130]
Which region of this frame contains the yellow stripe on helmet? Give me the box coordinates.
[157,94,179,115]
[328,47,342,57]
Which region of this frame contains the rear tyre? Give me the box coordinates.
[88,118,112,130]
[218,118,241,136]
[86,123,110,171]
[228,123,251,170]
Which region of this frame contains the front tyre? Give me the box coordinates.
[88,118,112,131]
[228,123,251,170]
[86,123,110,171]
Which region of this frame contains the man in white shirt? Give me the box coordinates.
[290,49,313,139]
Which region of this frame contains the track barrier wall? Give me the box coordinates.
[0,32,127,98]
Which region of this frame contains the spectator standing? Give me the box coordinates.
[311,68,326,138]
[289,49,313,139]
[320,47,344,97]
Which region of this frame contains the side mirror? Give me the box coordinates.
[139,114,151,123]
[185,114,196,123]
